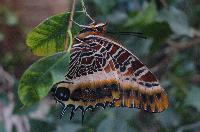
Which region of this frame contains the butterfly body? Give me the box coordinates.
[51,22,168,120]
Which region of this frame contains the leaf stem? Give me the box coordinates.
[67,30,73,53]
[65,0,76,51]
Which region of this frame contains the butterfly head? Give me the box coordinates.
[77,22,107,39]
[51,83,70,102]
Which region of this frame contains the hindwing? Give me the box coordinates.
[82,35,169,112]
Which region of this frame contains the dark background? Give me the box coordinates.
[0,0,200,131]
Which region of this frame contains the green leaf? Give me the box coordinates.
[26,12,84,56]
[93,0,116,14]
[0,122,6,132]
[125,1,157,27]
[157,6,193,36]
[18,52,70,107]
[56,123,82,132]
[155,109,181,128]
[185,86,200,112]
[143,21,172,53]
[5,10,18,26]
[30,119,56,132]
[0,32,5,42]
[96,109,136,132]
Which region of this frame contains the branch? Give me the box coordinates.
[151,36,200,73]
[168,37,200,52]
[0,65,29,132]
[0,65,14,93]
[177,121,200,132]
[64,0,76,51]
[192,74,200,85]
[159,0,168,8]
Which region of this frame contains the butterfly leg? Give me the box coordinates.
[75,106,86,124]
[55,99,67,119]
[59,105,68,119]
[67,104,75,120]
[80,107,85,125]
[52,95,66,119]
[109,101,115,107]
[85,105,94,112]
[95,103,106,110]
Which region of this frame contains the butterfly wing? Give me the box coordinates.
[57,42,120,107]
[83,35,169,112]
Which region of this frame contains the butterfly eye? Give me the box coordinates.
[54,87,70,101]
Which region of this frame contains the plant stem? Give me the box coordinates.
[65,0,76,51]
[67,30,73,53]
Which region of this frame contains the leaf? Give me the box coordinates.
[170,55,195,77]
[157,6,193,36]
[5,10,18,26]
[26,12,85,56]
[18,52,70,107]
[124,37,153,56]
[185,86,200,112]
[142,21,172,53]
[0,122,6,132]
[0,32,4,42]
[96,109,136,132]
[125,1,157,27]
[93,0,116,14]
[30,119,56,132]
[56,123,82,132]
[155,109,181,128]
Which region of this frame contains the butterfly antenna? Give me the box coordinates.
[107,31,147,39]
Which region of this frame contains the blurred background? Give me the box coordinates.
[0,0,200,131]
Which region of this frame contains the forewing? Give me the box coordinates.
[62,42,120,107]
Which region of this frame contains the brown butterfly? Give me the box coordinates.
[51,22,169,123]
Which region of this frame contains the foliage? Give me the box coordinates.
[18,52,70,107]
[0,0,200,132]
[26,12,84,56]
[19,11,85,107]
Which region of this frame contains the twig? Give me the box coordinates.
[168,37,200,52]
[0,65,14,92]
[64,0,76,51]
[177,121,200,132]
[159,0,168,8]
[0,65,29,132]
[152,37,200,73]
[67,30,73,53]
[192,74,200,85]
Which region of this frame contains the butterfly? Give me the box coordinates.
[51,22,169,123]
